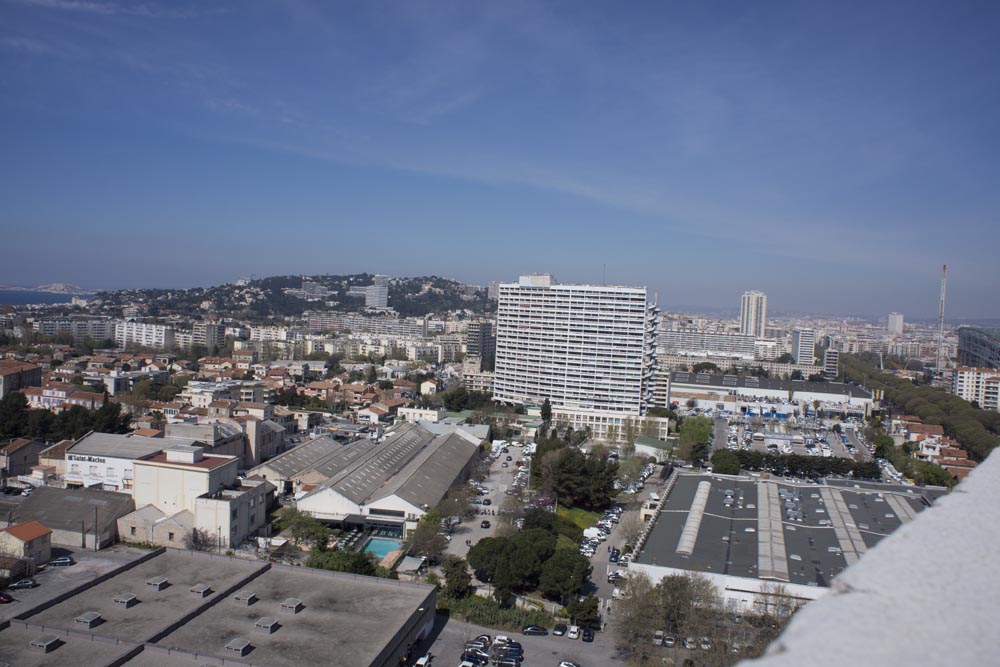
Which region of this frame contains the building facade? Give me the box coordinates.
[366,274,390,310]
[739,291,768,338]
[493,274,659,442]
[115,320,175,350]
[958,327,1000,369]
[952,367,1000,412]
[888,312,904,336]
[792,328,816,366]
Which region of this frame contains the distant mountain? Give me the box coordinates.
[0,282,91,294]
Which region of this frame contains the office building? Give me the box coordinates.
[740,291,768,338]
[958,327,1000,369]
[792,328,816,366]
[494,274,660,441]
[366,274,390,310]
[888,312,905,336]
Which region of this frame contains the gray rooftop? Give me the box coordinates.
[671,372,872,399]
[68,432,165,460]
[634,473,926,588]
[14,486,135,535]
[250,435,367,480]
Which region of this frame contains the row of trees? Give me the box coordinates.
[614,571,799,666]
[0,391,131,442]
[731,448,881,479]
[842,354,999,460]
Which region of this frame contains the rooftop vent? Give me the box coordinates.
[254,616,279,634]
[234,590,256,606]
[29,634,62,653]
[189,583,212,597]
[225,638,251,656]
[280,597,303,614]
[146,576,169,591]
[75,611,103,628]
[113,593,138,608]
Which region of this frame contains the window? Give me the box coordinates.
[130,527,136,536]
[168,532,175,541]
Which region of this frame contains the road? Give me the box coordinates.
[445,442,527,559]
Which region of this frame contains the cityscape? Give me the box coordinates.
[2,2,998,667]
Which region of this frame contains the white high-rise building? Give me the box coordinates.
[494,274,660,442]
[792,328,816,366]
[739,290,768,338]
[888,312,905,336]
[115,320,174,351]
[366,274,390,310]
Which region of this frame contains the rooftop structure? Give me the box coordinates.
[0,548,436,667]
[630,473,935,609]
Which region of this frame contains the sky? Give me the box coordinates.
[1,0,998,319]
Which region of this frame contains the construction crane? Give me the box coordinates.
[936,264,947,376]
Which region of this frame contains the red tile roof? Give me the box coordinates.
[2,520,52,542]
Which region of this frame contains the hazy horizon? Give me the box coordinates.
[3,1,998,318]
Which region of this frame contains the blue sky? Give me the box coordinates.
[1,0,998,318]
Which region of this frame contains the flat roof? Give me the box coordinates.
[635,473,927,588]
[67,432,165,460]
[0,623,134,666]
[671,372,872,399]
[153,564,434,667]
[26,551,266,642]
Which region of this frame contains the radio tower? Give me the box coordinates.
[936,264,947,376]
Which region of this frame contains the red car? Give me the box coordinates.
[0,592,15,604]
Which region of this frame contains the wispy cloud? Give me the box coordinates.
[10,0,202,19]
[1,35,56,54]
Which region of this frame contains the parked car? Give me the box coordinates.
[664,633,677,648]
[480,520,491,529]
[581,626,595,642]
[482,499,492,506]
[522,625,548,636]
[552,623,568,636]
[653,629,665,646]
[567,625,581,639]
[49,556,75,567]
[0,592,15,604]
[7,578,37,590]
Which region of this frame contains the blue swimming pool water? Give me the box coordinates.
[363,536,402,559]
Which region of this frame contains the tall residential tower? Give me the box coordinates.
[493,275,660,442]
[739,290,768,338]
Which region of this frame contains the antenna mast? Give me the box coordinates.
[936,264,947,376]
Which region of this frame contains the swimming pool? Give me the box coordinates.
[363,536,402,559]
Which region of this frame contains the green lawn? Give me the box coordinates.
[555,534,579,551]
[556,506,602,530]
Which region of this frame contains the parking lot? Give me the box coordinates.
[717,417,866,461]
[418,616,626,666]
[0,544,146,622]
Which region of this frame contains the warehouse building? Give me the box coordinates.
[0,548,436,667]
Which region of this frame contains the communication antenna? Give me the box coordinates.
[936,264,947,376]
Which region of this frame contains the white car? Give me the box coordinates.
[567,625,581,639]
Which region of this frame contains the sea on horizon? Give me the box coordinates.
[0,290,83,305]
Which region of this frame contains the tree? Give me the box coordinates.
[441,556,471,598]
[565,594,600,627]
[538,548,592,602]
[541,397,552,422]
[692,361,720,374]
[776,353,795,364]
[710,449,741,475]
[365,364,378,384]
[184,527,217,551]
[617,458,645,487]
[277,507,327,547]
[406,516,448,563]
[307,549,378,576]
[655,572,719,636]
[613,570,659,660]
[0,391,29,440]
[618,513,643,548]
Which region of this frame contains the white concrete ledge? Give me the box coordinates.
[742,451,1000,666]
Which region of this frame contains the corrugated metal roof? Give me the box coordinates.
[67,433,165,460]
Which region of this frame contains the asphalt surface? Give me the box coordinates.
[417,614,626,667]
[0,544,146,623]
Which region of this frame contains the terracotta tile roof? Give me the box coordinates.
[1,520,52,542]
